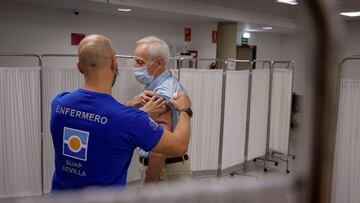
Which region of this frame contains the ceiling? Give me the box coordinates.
[0,0,220,23]
[1,0,360,33]
[188,0,360,21]
[2,0,360,19]
[188,0,299,18]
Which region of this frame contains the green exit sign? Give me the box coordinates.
[241,37,248,45]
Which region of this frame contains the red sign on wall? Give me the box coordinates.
[212,30,217,43]
[71,33,86,46]
[184,27,191,42]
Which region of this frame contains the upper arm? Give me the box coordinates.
[152,129,186,156]
[151,111,181,155]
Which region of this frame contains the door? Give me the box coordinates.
[236,45,256,70]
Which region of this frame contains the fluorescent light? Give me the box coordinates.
[340,11,360,17]
[245,29,262,32]
[117,8,132,12]
[277,0,298,5]
[242,32,250,39]
[262,26,273,30]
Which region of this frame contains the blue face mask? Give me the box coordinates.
[134,67,154,85]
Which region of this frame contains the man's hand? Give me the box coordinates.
[140,95,168,119]
[170,92,191,110]
[139,90,156,106]
[126,90,156,108]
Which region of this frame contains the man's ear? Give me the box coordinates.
[77,62,84,74]
[157,57,164,66]
[111,57,117,72]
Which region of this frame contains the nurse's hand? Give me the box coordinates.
[126,91,155,108]
[170,92,191,110]
[139,90,156,105]
[140,95,168,119]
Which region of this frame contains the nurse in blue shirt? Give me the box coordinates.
[50,34,192,191]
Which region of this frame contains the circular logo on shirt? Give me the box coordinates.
[68,136,82,153]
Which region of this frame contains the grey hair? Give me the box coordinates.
[136,36,170,65]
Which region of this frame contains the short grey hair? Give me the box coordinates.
[136,36,170,65]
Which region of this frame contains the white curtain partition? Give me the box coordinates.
[180,69,223,171]
[269,69,293,155]
[332,79,360,203]
[247,69,270,161]
[0,67,42,198]
[221,70,249,169]
[42,67,143,193]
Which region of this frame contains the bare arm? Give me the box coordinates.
[145,110,172,183]
[152,93,192,156]
[145,152,166,183]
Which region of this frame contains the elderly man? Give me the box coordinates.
[50,34,192,191]
[127,36,192,183]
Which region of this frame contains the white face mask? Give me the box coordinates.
[134,66,154,85]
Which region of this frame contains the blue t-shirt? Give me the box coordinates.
[50,88,163,191]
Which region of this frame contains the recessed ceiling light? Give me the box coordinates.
[262,26,273,30]
[117,8,132,12]
[242,32,251,39]
[277,0,298,5]
[340,11,360,17]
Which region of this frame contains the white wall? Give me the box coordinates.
[247,32,282,62]
[279,34,306,95]
[0,2,216,68]
[187,23,217,68]
[237,32,305,94]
